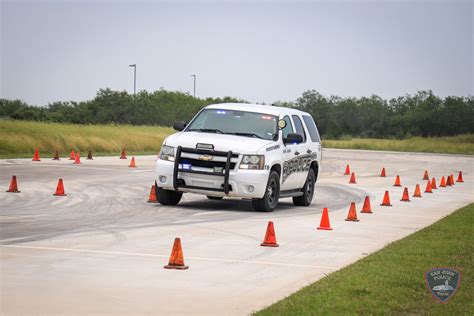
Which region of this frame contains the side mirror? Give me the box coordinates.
[173,121,187,131]
[283,133,303,145]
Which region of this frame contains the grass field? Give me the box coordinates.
[323,134,474,155]
[0,120,173,159]
[0,120,473,158]
[255,203,473,315]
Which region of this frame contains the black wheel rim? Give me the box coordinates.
[267,178,278,207]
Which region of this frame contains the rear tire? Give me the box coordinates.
[156,187,182,205]
[252,171,280,212]
[207,196,223,200]
[293,169,315,206]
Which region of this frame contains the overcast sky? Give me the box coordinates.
[1,0,473,106]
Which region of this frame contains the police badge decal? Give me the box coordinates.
[425,267,461,303]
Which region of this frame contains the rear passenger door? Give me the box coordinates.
[302,115,322,161]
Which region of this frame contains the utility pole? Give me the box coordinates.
[190,74,196,97]
[129,64,136,95]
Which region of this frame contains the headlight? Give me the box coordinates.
[239,155,265,170]
[159,145,175,162]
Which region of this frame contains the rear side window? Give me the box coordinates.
[281,115,294,138]
[291,115,306,143]
[303,115,321,142]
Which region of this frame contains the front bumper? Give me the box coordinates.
[155,148,268,199]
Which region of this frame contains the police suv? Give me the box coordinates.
[155,103,322,212]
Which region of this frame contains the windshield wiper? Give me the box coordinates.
[233,132,264,139]
[188,128,224,134]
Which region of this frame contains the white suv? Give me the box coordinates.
[155,103,322,212]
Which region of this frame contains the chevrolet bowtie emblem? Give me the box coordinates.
[198,155,213,161]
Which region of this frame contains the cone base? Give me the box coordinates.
[6,190,20,193]
[349,181,357,184]
[147,200,159,203]
[344,172,350,175]
[400,199,411,202]
[393,184,401,187]
[360,210,372,214]
[424,191,433,194]
[456,180,463,183]
[164,264,189,270]
[53,193,67,196]
[345,218,360,222]
[260,242,279,247]
[69,158,75,160]
[32,159,41,162]
[380,203,392,206]
[413,196,422,198]
[120,157,127,159]
[317,227,333,230]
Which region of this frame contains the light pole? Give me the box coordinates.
[190,74,196,98]
[129,64,136,95]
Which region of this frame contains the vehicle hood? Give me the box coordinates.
[164,132,274,154]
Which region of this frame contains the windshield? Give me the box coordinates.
[186,109,278,140]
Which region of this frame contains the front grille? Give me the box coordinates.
[178,157,236,170]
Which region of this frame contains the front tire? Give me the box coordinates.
[156,187,182,205]
[252,171,280,212]
[293,168,315,206]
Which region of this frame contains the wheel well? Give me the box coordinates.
[310,161,319,181]
[270,164,281,179]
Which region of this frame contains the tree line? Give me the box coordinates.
[1,88,472,139]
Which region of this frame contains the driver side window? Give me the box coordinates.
[282,115,294,138]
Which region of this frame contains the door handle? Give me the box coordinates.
[294,151,300,156]
[307,149,312,154]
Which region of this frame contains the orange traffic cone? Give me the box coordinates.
[413,184,422,198]
[446,175,452,186]
[129,157,136,168]
[349,172,357,184]
[261,221,279,247]
[456,171,464,183]
[74,152,81,164]
[439,176,446,188]
[52,150,60,160]
[164,238,189,270]
[148,185,158,203]
[317,208,333,230]
[345,202,359,222]
[69,150,75,160]
[393,175,401,187]
[6,175,20,193]
[380,167,386,177]
[361,196,372,214]
[450,175,455,186]
[32,148,41,161]
[424,180,433,193]
[344,164,350,175]
[431,178,437,190]
[380,191,392,206]
[423,170,429,180]
[87,150,93,160]
[400,187,410,202]
[53,178,67,196]
[120,149,127,159]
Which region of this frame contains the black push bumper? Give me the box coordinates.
[173,146,236,195]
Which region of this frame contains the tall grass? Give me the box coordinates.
[0,120,473,158]
[0,120,173,158]
[323,134,474,155]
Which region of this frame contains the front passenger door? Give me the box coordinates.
[291,115,309,188]
[280,115,300,191]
